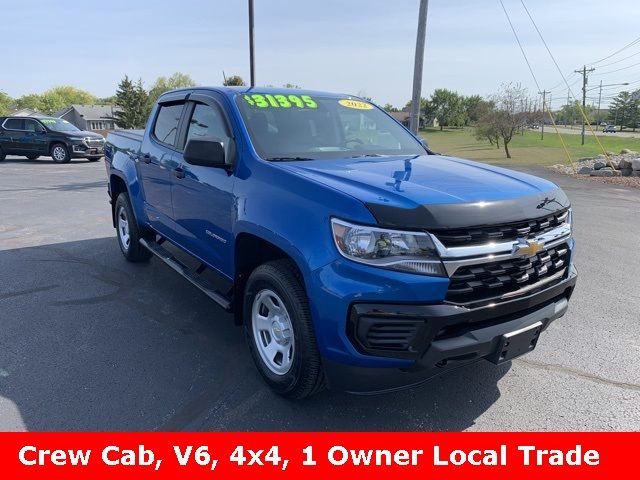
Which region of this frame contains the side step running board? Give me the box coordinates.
[139,238,232,311]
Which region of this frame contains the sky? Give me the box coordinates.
[1,0,640,109]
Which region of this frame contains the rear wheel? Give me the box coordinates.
[114,193,152,262]
[26,154,40,160]
[244,260,326,399]
[50,143,70,163]
[0,146,5,161]
[87,156,102,162]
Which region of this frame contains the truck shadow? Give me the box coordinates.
[0,237,508,432]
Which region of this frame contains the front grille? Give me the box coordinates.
[86,138,104,147]
[432,210,569,247]
[446,243,569,305]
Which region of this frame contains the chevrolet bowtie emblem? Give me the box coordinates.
[514,238,544,257]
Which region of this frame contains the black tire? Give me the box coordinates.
[244,259,326,399]
[50,143,70,163]
[26,154,40,160]
[0,146,5,162]
[87,156,102,162]
[114,193,152,262]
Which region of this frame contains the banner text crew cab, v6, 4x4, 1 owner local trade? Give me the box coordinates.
[103,87,577,399]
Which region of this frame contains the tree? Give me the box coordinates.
[16,94,44,112]
[383,103,400,112]
[423,88,467,130]
[0,91,13,115]
[113,76,149,129]
[223,75,246,86]
[608,91,639,131]
[485,83,531,159]
[148,72,196,104]
[15,86,96,114]
[475,110,501,149]
[464,95,493,125]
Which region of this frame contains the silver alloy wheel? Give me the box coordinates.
[52,145,67,162]
[251,289,295,375]
[117,206,130,252]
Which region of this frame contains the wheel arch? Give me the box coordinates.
[233,231,308,325]
[109,173,130,227]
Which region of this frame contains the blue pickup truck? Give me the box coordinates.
[104,87,577,398]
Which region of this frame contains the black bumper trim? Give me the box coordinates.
[326,265,577,394]
[348,264,576,360]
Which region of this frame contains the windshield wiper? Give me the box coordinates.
[350,154,385,158]
[265,156,315,162]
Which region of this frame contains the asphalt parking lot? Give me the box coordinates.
[1,155,639,431]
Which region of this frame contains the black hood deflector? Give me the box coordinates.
[366,188,570,230]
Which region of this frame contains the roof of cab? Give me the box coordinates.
[159,86,355,101]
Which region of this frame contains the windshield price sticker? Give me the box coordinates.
[243,94,318,109]
[40,119,57,124]
[338,99,374,110]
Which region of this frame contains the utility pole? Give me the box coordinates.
[248,0,256,87]
[596,80,603,130]
[574,65,595,145]
[539,90,550,140]
[566,89,570,127]
[409,0,429,134]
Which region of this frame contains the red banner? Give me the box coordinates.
[0,432,635,479]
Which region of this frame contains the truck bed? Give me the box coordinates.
[106,129,144,155]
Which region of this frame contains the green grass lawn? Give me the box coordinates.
[419,127,640,166]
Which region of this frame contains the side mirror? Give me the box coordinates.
[183,138,228,168]
[420,138,429,150]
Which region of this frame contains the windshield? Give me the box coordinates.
[235,93,426,160]
[39,118,81,132]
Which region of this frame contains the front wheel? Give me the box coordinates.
[244,260,326,399]
[0,146,5,161]
[87,156,102,162]
[50,143,70,163]
[114,193,152,262]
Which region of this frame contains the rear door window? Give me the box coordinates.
[153,103,185,147]
[3,118,25,130]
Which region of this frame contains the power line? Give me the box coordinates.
[593,61,640,76]
[519,0,614,165]
[595,49,640,68]
[499,0,540,90]
[586,34,640,66]
[499,0,576,173]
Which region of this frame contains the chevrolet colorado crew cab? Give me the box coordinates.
[0,116,105,163]
[104,87,577,399]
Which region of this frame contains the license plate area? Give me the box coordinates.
[489,321,543,364]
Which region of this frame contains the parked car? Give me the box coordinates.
[0,116,105,163]
[104,87,577,398]
[602,125,617,133]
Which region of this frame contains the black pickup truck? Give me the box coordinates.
[0,116,105,163]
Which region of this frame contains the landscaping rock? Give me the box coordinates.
[620,169,633,177]
[593,161,606,170]
[618,158,633,169]
[632,159,640,171]
[577,166,593,174]
[590,169,622,177]
[632,171,640,177]
[620,149,637,155]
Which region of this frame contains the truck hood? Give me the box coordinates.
[276,155,569,229]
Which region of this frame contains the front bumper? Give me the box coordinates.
[324,264,577,394]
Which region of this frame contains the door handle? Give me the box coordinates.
[173,167,185,179]
[141,153,152,164]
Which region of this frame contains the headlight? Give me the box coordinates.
[69,137,85,141]
[331,218,445,276]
